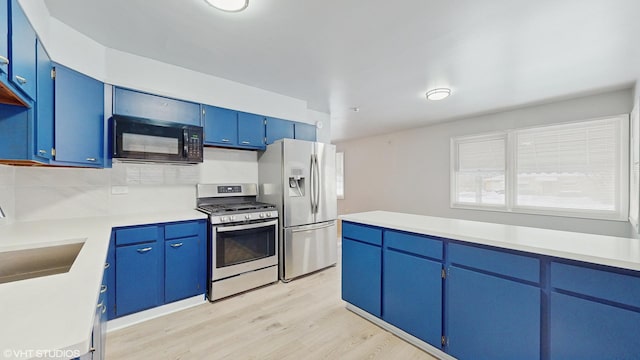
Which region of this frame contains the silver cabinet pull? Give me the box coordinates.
[97,301,104,309]
[137,247,152,253]
[15,75,27,85]
[102,304,106,313]
[221,139,230,143]
[86,157,97,162]
[100,285,107,293]
[170,242,183,248]
[104,262,110,269]
[38,149,47,155]
[241,141,250,145]
[0,55,8,65]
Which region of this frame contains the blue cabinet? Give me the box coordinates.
[446,265,541,360]
[110,220,206,319]
[53,63,104,167]
[265,117,294,144]
[105,233,116,320]
[294,122,316,142]
[549,261,640,359]
[341,222,382,317]
[237,112,265,149]
[202,105,238,146]
[9,0,36,100]
[113,87,201,126]
[0,0,8,77]
[383,231,443,347]
[165,236,201,303]
[35,40,53,160]
[115,241,163,317]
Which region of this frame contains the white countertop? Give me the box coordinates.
[0,210,207,360]
[340,211,640,272]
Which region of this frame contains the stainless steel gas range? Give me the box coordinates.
[196,183,279,301]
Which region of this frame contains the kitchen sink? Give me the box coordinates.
[0,241,85,284]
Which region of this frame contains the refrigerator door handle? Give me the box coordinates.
[314,153,321,214]
[290,221,335,233]
[310,154,317,213]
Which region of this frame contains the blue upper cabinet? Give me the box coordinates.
[0,0,8,77]
[35,40,53,160]
[294,122,316,142]
[202,105,238,146]
[265,117,294,145]
[9,0,36,101]
[53,64,105,167]
[113,87,201,126]
[237,112,266,149]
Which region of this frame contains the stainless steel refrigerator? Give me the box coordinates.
[258,138,337,282]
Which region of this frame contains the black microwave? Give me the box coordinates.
[112,115,204,163]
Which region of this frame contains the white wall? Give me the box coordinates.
[336,88,635,238]
[0,165,15,226]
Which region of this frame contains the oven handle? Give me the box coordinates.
[215,219,278,232]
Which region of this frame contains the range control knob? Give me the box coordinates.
[220,216,228,223]
[259,213,265,218]
[229,215,236,221]
[245,214,251,220]
[266,212,272,218]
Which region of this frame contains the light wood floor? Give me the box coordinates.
[106,256,436,360]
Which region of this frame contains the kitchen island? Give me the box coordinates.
[0,211,206,360]
[340,211,640,360]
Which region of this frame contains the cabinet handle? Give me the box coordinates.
[0,55,8,65]
[15,75,27,85]
[86,157,97,162]
[97,301,104,309]
[241,141,250,145]
[221,139,230,143]
[137,247,152,253]
[38,149,47,155]
[101,304,106,314]
[100,285,107,293]
[170,242,183,248]
[89,347,96,353]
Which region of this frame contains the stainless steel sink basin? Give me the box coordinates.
[0,241,85,284]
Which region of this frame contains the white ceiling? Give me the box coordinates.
[43,0,640,141]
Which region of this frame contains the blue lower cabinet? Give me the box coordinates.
[383,248,442,347]
[342,238,381,317]
[165,236,201,303]
[115,241,163,317]
[445,266,541,360]
[550,292,640,359]
[105,233,116,320]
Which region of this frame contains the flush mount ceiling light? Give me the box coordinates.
[425,88,451,101]
[205,0,249,12]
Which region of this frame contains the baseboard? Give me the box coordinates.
[107,295,206,332]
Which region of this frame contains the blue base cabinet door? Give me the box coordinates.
[115,242,163,317]
[383,249,442,347]
[446,266,541,360]
[165,236,201,303]
[342,238,382,317]
[550,292,640,360]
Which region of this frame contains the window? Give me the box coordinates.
[336,152,344,199]
[451,115,629,220]
[452,134,506,207]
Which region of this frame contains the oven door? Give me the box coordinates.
[211,219,278,280]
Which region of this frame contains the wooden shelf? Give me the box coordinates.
[0,81,28,107]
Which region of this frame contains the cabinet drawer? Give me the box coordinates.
[551,262,640,308]
[165,221,201,240]
[342,222,382,246]
[449,243,540,283]
[115,225,160,246]
[384,230,442,260]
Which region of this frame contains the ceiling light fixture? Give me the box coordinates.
[425,88,451,101]
[205,0,249,12]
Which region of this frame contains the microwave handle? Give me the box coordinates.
[183,130,189,158]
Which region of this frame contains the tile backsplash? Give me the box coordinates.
[0,147,258,223]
